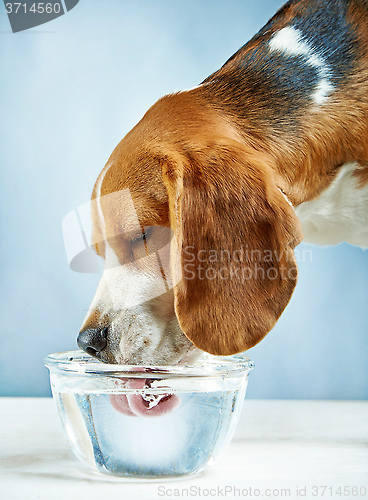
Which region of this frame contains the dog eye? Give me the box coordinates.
[130,227,153,243]
[130,233,144,243]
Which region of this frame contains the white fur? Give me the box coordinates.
[178,85,203,93]
[94,162,112,241]
[178,82,216,94]
[103,243,167,309]
[295,162,368,247]
[82,243,166,323]
[278,187,293,207]
[269,26,334,105]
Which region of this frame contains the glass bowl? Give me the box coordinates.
[44,350,254,479]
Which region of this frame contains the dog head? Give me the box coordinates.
[77,91,302,365]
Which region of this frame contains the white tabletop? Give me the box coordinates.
[1,398,367,500]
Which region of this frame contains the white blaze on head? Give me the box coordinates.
[269,26,334,105]
[103,242,167,310]
[89,186,182,309]
[93,162,112,242]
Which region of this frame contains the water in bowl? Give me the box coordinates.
[54,385,247,478]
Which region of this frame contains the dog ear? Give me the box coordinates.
[161,140,303,355]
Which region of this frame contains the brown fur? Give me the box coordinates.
[83,0,368,357]
[162,140,302,354]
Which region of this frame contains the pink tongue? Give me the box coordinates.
[109,378,180,418]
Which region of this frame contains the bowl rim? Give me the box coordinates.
[44,349,254,378]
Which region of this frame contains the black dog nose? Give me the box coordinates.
[77,327,108,356]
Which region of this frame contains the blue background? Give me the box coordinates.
[0,0,367,398]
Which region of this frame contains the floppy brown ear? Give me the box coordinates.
[162,140,303,355]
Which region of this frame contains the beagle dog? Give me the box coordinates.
[77,0,368,365]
